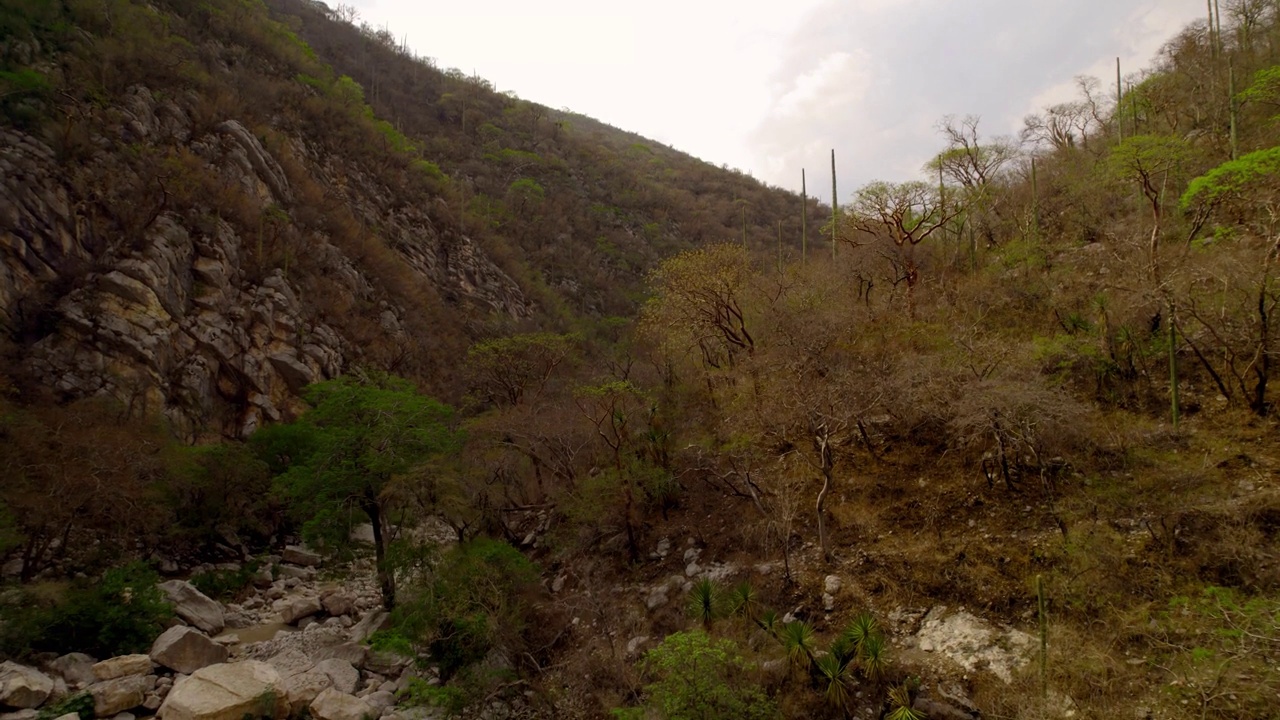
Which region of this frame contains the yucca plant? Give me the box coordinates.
[687,578,720,629]
[828,633,856,667]
[726,581,761,622]
[814,652,853,709]
[779,620,816,671]
[859,632,888,683]
[885,681,925,720]
[841,611,881,658]
[757,608,780,638]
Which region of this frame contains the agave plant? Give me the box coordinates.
[814,652,853,709]
[779,620,816,671]
[885,681,925,720]
[859,632,888,683]
[687,577,719,629]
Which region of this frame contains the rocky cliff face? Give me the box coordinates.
[1,86,529,438]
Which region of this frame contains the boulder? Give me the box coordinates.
[48,653,97,690]
[0,710,38,720]
[914,697,976,720]
[89,675,148,717]
[274,565,314,582]
[283,670,331,716]
[0,663,53,709]
[281,546,321,568]
[308,688,373,720]
[348,610,390,644]
[311,660,358,696]
[363,691,395,714]
[157,661,287,720]
[91,656,152,682]
[150,627,228,675]
[316,643,367,669]
[363,652,409,679]
[320,591,356,618]
[52,714,80,720]
[279,596,322,625]
[157,581,225,635]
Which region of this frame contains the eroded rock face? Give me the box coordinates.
[2,88,532,438]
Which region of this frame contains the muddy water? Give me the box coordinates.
[218,621,297,646]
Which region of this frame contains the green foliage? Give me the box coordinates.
[368,629,415,657]
[397,677,466,716]
[1,563,173,659]
[813,652,853,709]
[885,682,925,720]
[36,692,94,720]
[687,578,721,629]
[163,443,274,551]
[411,159,446,181]
[190,560,262,601]
[1181,145,1280,212]
[633,631,776,720]
[779,621,815,671]
[269,372,459,551]
[390,539,538,680]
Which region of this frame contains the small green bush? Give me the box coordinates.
[36,692,93,720]
[190,560,261,601]
[0,562,173,658]
[389,539,538,680]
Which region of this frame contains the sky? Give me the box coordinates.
[342,0,1210,201]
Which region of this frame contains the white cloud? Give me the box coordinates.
[340,0,1210,200]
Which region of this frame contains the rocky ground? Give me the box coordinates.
[0,545,456,720]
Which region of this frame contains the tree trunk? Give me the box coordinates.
[364,497,396,610]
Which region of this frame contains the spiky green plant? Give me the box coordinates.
[842,611,881,657]
[859,632,888,682]
[829,633,856,667]
[885,682,925,720]
[687,578,720,629]
[727,582,761,622]
[779,621,815,671]
[757,609,780,638]
[814,652,853,709]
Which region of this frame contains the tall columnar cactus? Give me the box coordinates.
[1230,62,1239,160]
[801,169,808,263]
[1031,157,1041,239]
[1116,58,1124,142]
[830,150,838,260]
[1170,304,1181,428]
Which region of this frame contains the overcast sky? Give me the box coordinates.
[343,0,1207,201]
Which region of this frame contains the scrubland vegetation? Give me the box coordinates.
[2,0,1280,718]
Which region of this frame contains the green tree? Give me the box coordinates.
[1178,147,1280,414]
[634,631,775,720]
[264,372,461,608]
[1106,134,1190,275]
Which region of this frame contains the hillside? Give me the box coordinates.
[0,0,819,438]
[2,2,1280,720]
